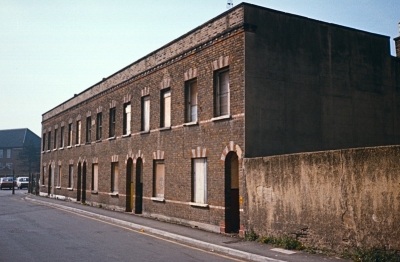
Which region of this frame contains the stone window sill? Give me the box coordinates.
[159,126,171,132]
[183,121,198,126]
[122,134,131,138]
[211,115,231,122]
[140,130,150,135]
[67,187,73,191]
[151,197,165,202]
[190,202,209,208]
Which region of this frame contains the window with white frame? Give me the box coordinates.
[96,113,102,140]
[53,129,58,149]
[86,116,91,143]
[192,158,207,204]
[160,89,171,128]
[68,165,73,188]
[6,149,11,158]
[185,80,198,123]
[123,103,131,135]
[109,107,116,137]
[153,160,165,198]
[68,123,73,146]
[141,96,150,131]
[60,126,65,148]
[76,120,81,145]
[111,162,119,193]
[92,163,98,192]
[214,68,230,117]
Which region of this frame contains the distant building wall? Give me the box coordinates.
[243,145,400,251]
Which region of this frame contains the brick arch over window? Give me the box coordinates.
[49,160,56,169]
[220,141,243,164]
[190,147,208,158]
[153,150,165,160]
[77,156,87,166]
[125,150,146,166]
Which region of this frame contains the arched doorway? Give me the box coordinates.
[225,152,239,233]
[47,165,52,196]
[77,163,82,202]
[126,158,133,212]
[135,158,143,214]
[82,162,87,203]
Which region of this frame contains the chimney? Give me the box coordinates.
[395,22,400,57]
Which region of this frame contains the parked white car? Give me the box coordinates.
[16,177,29,189]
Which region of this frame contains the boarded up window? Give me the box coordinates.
[193,158,207,204]
[154,161,165,198]
[142,96,150,131]
[111,163,119,193]
[92,164,98,191]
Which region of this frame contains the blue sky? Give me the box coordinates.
[1,0,399,136]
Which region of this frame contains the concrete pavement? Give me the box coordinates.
[24,194,347,262]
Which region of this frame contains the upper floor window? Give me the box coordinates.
[47,131,51,150]
[60,126,65,148]
[141,96,150,131]
[185,80,198,123]
[109,107,116,138]
[96,113,102,140]
[86,116,91,143]
[0,149,3,158]
[160,89,171,128]
[76,120,81,145]
[214,69,230,117]
[123,103,131,135]
[53,129,58,149]
[42,133,46,151]
[6,149,11,158]
[68,123,73,146]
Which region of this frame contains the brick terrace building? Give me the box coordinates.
[41,3,400,234]
[0,128,40,178]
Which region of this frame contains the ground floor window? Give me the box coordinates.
[68,165,73,188]
[192,158,207,204]
[92,163,98,192]
[111,162,119,193]
[57,166,61,187]
[153,161,165,198]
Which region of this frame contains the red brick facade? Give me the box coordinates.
[41,7,245,233]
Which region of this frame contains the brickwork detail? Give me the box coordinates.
[111,155,118,163]
[109,100,116,108]
[134,150,145,165]
[190,147,208,158]
[184,68,198,81]
[92,157,98,164]
[123,94,131,104]
[96,106,102,113]
[76,114,81,121]
[220,141,243,163]
[212,56,230,71]
[160,78,170,89]
[153,150,165,160]
[86,111,91,117]
[141,87,150,97]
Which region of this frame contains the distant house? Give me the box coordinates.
[0,128,41,177]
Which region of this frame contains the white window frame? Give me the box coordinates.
[76,120,81,145]
[141,96,150,131]
[192,158,207,204]
[161,89,171,128]
[123,103,131,135]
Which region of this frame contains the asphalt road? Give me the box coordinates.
[0,189,239,262]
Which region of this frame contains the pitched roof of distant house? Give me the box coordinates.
[0,128,40,148]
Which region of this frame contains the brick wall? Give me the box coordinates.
[41,11,245,231]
